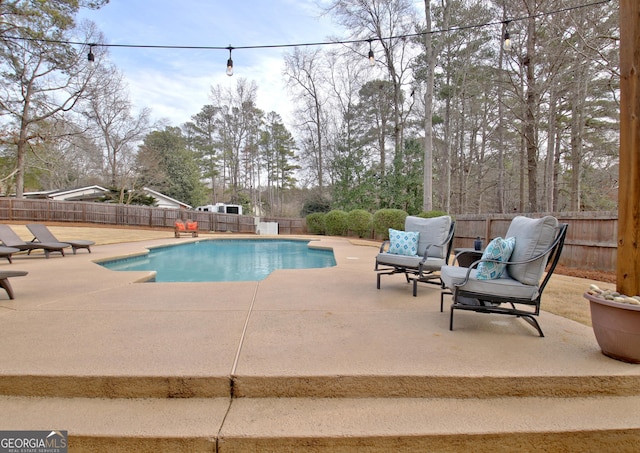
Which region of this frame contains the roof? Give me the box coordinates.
[142,187,191,209]
[23,185,191,209]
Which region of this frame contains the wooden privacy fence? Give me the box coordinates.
[0,198,618,272]
[452,212,618,273]
[0,198,307,235]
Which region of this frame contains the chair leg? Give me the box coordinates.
[376,273,381,289]
[0,278,15,300]
[449,304,455,331]
[440,291,451,312]
[519,315,545,337]
[412,278,418,297]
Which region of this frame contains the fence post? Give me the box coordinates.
[485,216,492,243]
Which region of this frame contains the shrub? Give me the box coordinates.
[301,196,331,216]
[324,209,349,236]
[416,210,450,219]
[306,212,326,235]
[347,209,373,238]
[373,209,408,239]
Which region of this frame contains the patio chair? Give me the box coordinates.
[0,270,28,299]
[440,215,568,337]
[26,223,95,254]
[375,215,455,296]
[0,224,70,258]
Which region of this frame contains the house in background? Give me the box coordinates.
[142,187,191,210]
[23,185,191,210]
[24,185,109,202]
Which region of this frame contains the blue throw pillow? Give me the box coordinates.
[476,237,516,280]
[388,229,419,256]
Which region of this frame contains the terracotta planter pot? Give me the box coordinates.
[584,292,640,364]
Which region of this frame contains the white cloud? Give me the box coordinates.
[79,0,342,129]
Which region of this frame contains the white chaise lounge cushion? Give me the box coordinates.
[505,216,559,286]
[440,265,541,301]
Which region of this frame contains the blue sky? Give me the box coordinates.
[77,0,340,127]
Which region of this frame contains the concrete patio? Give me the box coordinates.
[0,232,638,452]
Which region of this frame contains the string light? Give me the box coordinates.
[503,21,512,52]
[226,46,233,77]
[2,0,610,73]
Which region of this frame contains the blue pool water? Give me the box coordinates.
[99,239,336,282]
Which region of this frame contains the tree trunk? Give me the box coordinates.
[568,31,588,212]
[497,16,507,214]
[422,0,434,212]
[524,12,538,212]
[545,86,557,212]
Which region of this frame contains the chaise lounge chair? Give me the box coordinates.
[0,224,70,258]
[0,270,28,299]
[27,223,95,254]
[439,215,568,337]
[375,215,455,296]
[0,246,20,263]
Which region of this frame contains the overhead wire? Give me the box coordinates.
[0,0,613,66]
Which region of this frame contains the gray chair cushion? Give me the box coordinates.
[505,216,559,285]
[440,265,540,301]
[405,215,451,259]
[376,252,446,271]
[376,252,422,269]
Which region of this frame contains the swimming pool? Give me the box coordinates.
[99,239,336,282]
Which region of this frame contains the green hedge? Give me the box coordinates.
[305,212,326,235]
[416,210,450,219]
[373,209,408,239]
[347,209,373,238]
[308,209,449,238]
[324,209,349,236]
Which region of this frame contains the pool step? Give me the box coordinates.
[1,394,639,452]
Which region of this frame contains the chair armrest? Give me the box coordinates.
[379,240,390,253]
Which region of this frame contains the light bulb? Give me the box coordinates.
[367,39,375,67]
[226,46,234,77]
[503,31,511,52]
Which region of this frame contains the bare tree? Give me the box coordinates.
[209,78,262,199]
[283,47,329,193]
[325,0,417,172]
[83,63,151,189]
